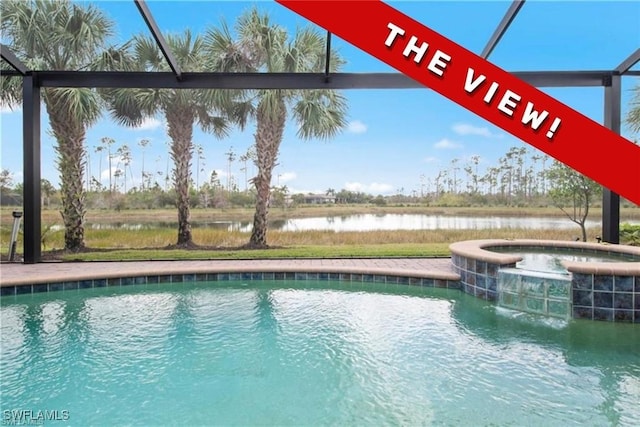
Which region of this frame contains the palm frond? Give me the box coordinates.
[626,84,640,135]
[134,34,165,71]
[1,0,113,71]
[101,87,155,127]
[43,87,103,127]
[166,29,203,72]
[204,21,256,72]
[285,26,325,73]
[236,7,287,72]
[0,73,22,108]
[327,46,347,73]
[229,98,258,131]
[89,40,136,72]
[198,113,231,140]
[257,90,286,123]
[293,90,348,140]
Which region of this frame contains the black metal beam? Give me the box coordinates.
[15,70,611,89]
[614,48,640,75]
[324,32,332,82]
[515,71,609,88]
[134,0,182,79]
[602,74,621,244]
[1,44,29,75]
[2,70,640,80]
[22,75,41,263]
[481,0,526,59]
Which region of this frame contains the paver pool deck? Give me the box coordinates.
[0,258,459,287]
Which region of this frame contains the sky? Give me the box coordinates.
[1,0,639,196]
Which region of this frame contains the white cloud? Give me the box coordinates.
[0,105,20,114]
[423,156,439,163]
[288,187,324,195]
[452,122,502,138]
[434,138,462,149]
[347,120,367,134]
[344,181,394,194]
[134,117,163,131]
[276,172,297,183]
[100,168,112,180]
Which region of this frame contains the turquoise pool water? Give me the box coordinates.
[490,248,639,274]
[1,280,639,426]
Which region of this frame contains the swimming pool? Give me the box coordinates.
[2,280,639,425]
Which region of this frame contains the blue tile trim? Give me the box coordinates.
[16,284,32,295]
[33,284,48,293]
[3,267,637,323]
[1,286,16,296]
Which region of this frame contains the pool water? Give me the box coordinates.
[2,281,639,426]
[491,248,638,274]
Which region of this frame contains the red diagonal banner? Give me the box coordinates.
[277,0,640,205]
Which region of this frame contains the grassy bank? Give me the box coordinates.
[3,227,605,262]
[58,244,453,261]
[1,204,636,261]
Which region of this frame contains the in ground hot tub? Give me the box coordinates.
[449,239,640,322]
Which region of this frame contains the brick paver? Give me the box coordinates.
[0,258,458,286]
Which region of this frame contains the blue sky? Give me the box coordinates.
[1,0,639,195]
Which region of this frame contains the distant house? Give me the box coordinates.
[303,194,336,204]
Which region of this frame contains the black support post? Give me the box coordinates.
[481,0,526,59]
[324,32,332,82]
[1,43,29,75]
[602,74,621,244]
[134,0,182,80]
[22,75,41,263]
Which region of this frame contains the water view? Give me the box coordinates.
[81,214,625,232]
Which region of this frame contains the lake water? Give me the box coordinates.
[82,214,622,232]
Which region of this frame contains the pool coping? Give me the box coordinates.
[449,239,640,275]
[0,258,460,288]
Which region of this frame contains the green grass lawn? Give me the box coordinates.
[59,243,452,261]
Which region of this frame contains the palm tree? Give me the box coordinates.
[628,84,640,135]
[99,136,117,193]
[117,144,132,192]
[0,0,126,251]
[138,138,150,190]
[195,144,205,189]
[224,146,236,193]
[239,145,256,193]
[205,8,348,248]
[102,30,231,247]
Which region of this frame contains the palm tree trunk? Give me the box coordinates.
[46,97,86,252]
[166,108,195,247]
[248,97,286,248]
